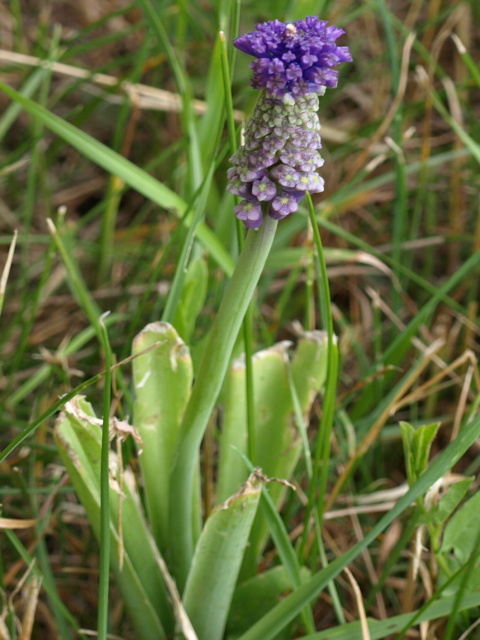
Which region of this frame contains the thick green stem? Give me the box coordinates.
[169,215,278,589]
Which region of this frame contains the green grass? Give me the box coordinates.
[0,0,479,639]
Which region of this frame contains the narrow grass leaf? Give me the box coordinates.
[172,257,208,343]
[0,333,158,463]
[0,67,45,142]
[162,162,216,325]
[300,195,339,561]
[198,33,227,164]
[97,316,113,640]
[228,566,310,639]
[0,80,233,275]
[416,67,480,164]
[5,529,89,640]
[299,592,480,639]
[258,483,316,634]
[0,230,17,318]
[451,34,480,88]
[6,313,124,408]
[135,0,203,192]
[236,413,480,640]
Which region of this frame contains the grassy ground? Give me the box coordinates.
[0,0,479,638]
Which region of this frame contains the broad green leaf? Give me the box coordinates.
[132,322,193,557]
[218,331,327,503]
[438,555,480,596]
[183,471,262,640]
[218,332,327,579]
[217,342,296,508]
[55,397,172,639]
[216,356,252,503]
[425,477,474,526]
[291,330,328,411]
[441,490,480,562]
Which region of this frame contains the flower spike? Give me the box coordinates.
[228,17,351,228]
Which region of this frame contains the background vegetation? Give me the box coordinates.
[0,0,479,638]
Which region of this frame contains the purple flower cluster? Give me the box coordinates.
[233,17,352,98]
[228,92,324,228]
[228,17,351,228]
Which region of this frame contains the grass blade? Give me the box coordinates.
[0,80,233,275]
[0,231,17,318]
[236,413,480,640]
[97,316,112,640]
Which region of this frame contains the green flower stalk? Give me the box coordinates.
[169,216,278,587]
[168,17,351,588]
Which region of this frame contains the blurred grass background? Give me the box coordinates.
[0,0,479,638]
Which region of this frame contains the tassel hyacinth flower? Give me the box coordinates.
[228,17,352,228]
[168,19,350,584]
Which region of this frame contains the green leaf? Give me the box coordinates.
[132,322,193,557]
[438,555,480,596]
[217,332,328,579]
[218,332,327,503]
[55,397,172,639]
[168,216,278,589]
[422,73,480,165]
[425,477,474,527]
[183,471,263,640]
[290,330,328,410]
[441,490,480,563]
[0,80,234,276]
[173,256,209,342]
[198,33,226,164]
[227,566,310,640]
[296,592,480,639]
[235,414,480,640]
[400,421,440,485]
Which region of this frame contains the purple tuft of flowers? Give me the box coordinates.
[233,17,352,98]
[228,17,351,229]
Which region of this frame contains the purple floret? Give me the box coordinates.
[234,199,264,229]
[233,16,352,98]
[270,193,301,218]
[252,176,277,201]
